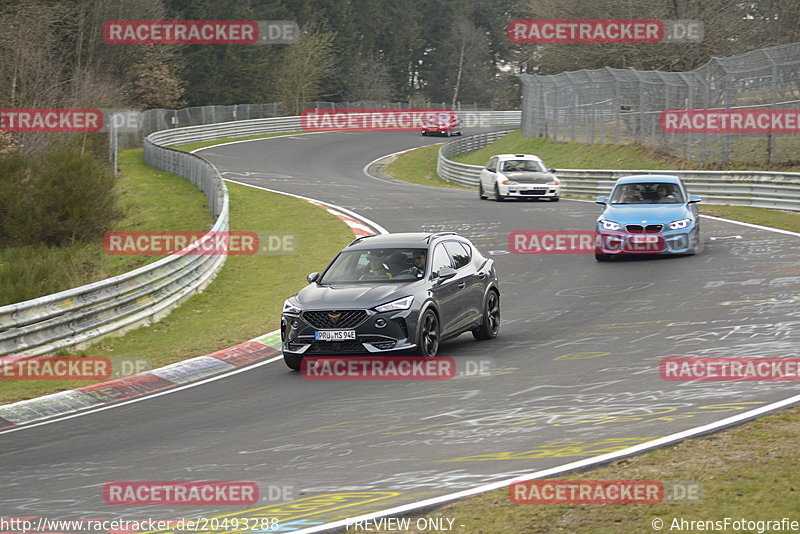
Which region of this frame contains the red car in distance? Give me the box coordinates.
[421,112,463,136]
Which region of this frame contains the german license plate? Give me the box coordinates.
[632,235,659,244]
[315,330,357,341]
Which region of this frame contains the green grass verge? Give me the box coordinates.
[700,205,800,233]
[167,131,303,153]
[451,130,691,170]
[0,153,354,405]
[0,149,210,306]
[385,144,469,189]
[371,404,800,533]
[375,129,800,532]
[390,129,800,233]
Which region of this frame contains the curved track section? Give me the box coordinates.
[2,128,800,532]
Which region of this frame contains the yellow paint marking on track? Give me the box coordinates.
[437,437,655,462]
[555,352,611,360]
[142,491,401,534]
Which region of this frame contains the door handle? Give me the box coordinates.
[458,281,466,289]
[477,272,487,280]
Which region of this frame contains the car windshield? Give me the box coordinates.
[319,248,427,283]
[501,159,546,172]
[610,182,684,204]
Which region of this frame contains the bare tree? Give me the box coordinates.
[272,23,337,115]
[423,15,494,108]
[128,47,185,110]
[342,55,393,102]
[517,0,769,74]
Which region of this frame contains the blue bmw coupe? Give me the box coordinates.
[594,175,702,261]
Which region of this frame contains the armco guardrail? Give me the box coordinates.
[437,130,516,187]
[437,132,800,210]
[2,113,516,357]
[0,157,231,358]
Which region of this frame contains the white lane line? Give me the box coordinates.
[224,179,390,235]
[565,198,800,238]
[0,347,283,436]
[0,183,388,435]
[361,144,447,187]
[294,391,800,534]
[189,131,348,154]
[699,214,800,237]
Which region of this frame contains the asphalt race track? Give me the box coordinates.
[3,128,800,532]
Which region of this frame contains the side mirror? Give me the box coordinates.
[688,195,702,204]
[548,168,557,173]
[435,266,457,281]
[595,195,607,205]
[307,272,320,283]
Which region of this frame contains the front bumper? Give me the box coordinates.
[500,183,560,198]
[595,228,697,255]
[421,127,454,135]
[281,309,417,355]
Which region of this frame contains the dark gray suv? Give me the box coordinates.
[281,232,500,370]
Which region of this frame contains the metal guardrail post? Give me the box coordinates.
[436,132,800,211]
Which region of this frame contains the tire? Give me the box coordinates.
[551,197,560,202]
[473,290,500,340]
[416,309,440,357]
[456,130,463,136]
[688,229,702,255]
[494,184,505,202]
[595,252,610,262]
[283,353,302,371]
[478,182,487,200]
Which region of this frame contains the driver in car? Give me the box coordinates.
[358,254,393,280]
[404,251,426,278]
[622,187,643,203]
[656,184,677,202]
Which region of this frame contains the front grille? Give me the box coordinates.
[303,310,368,329]
[520,190,546,195]
[626,224,664,233]
[307,341,367,354]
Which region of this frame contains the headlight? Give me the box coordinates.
[668,218,691,230]
[283,299,302,314]
[374,296,414,313]
[501,180,510,185]
[548,179,560,185]
[599,220,621,231]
